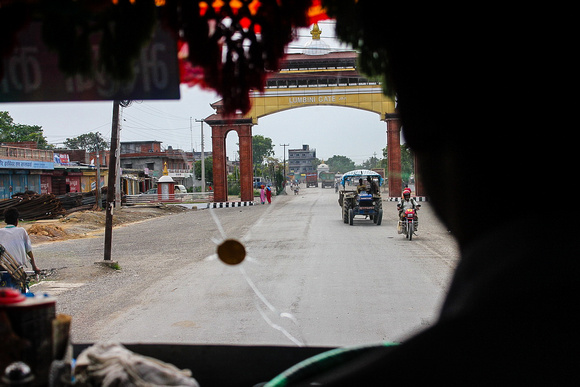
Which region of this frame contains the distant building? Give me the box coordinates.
[119,141,189,188]
[0,143,108,198]
[0,143,53,198]
[52,148,108,195]
[288,145,316,176]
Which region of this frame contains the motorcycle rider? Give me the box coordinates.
[398,189,420,229]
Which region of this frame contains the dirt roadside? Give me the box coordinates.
[15,205,194,286]
[22,204,191,245]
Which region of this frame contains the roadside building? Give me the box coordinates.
[288,144,317,180]
[119,141,199,191]
[0,142,53,199]
[51,149,108,194]
[0,140,205,198]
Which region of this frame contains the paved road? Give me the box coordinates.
[33,185,458,348]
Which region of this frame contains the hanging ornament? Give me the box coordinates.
[0,0,330,115]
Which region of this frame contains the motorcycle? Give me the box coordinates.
[397,205,420,240]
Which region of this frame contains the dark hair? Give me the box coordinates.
[3,208,19,225]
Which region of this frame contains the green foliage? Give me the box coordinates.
[64,132,109,152]
[360,155,380,170]
[311,157,321,170]
[252,135,274,167]
[400,144,415,183]
[326,155,356,173]
[227,172,240,195]
[274,165,284,194]
[194,157,213,183]
[0,111,51,149]
[382,144,415,183]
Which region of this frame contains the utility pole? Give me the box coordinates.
[190,117,194,189]
[190,117,193,157]
[95,144,101,210]
[104,100,120,262]
[115,107,124,208]
[280,143,289,192]
[103,100,130,263]
[280,143,289,175]
[195,119,205,193]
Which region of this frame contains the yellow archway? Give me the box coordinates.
[246,84,395,123]
[245,23,395,120]
[207,24,409,202]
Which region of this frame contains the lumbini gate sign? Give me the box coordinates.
[205,26,420,203]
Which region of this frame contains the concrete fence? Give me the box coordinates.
[124,192,214,205]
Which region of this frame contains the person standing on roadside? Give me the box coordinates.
[0,208,40,289]
[260,185,266,204]
[266,185,272,204]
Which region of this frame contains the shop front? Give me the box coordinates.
[0,146,53,199]
[49,168,97,195]
[0,170,45,199]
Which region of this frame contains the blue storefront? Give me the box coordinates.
[0,158,54,200]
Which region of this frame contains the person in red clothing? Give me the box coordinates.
[265,185,272,204]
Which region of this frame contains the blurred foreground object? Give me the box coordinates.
[0,0,328,114]
[74,342,199,387]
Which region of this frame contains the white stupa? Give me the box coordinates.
[303,23,331,55]
[317,161,330,174]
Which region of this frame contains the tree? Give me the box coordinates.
[252,135,274,167]
[311,157,322,171]
[274,164,285,194]
[360,155,381,170]
[64,132,109,152]
[382,144,415,184]
[0,111,51,149]
[326,155,356,173]
[260,156,285,195]
[194,157,213,184]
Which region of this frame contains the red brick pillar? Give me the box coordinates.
[211,126,228,202]
[206,114,254,203]
[237,124,254,202]
[385,114,402,198]
[414,153,426,197]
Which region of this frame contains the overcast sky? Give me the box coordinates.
[0,21,390,165]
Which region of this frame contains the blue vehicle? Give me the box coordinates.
[337,170,383,226]
[253,178,272,189]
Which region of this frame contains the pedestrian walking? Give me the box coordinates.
[266,185,272,204]
[260,185,266,204]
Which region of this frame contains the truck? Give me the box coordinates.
[306,173,318,188]
[319,171,335,188]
